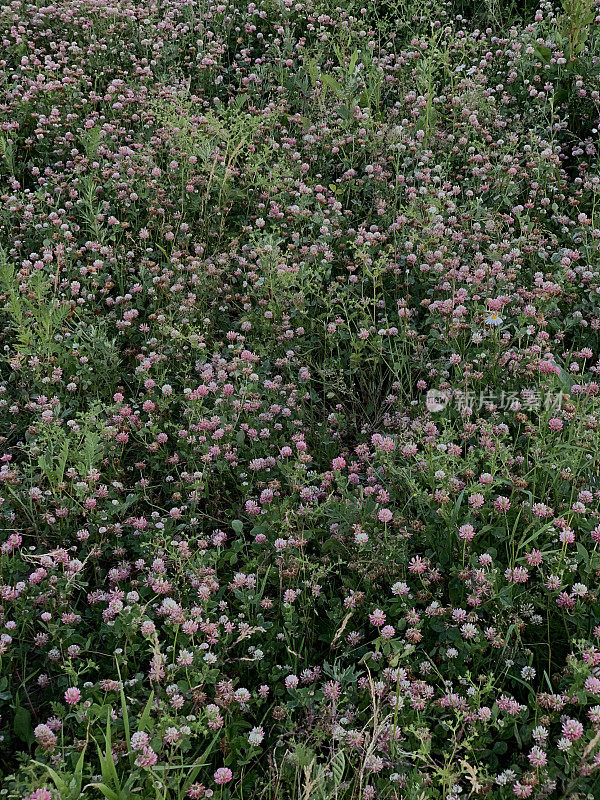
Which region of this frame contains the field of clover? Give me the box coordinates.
[3,0,600,797]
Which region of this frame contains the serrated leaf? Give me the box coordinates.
[331,750,345,784]
[322,74,343,97]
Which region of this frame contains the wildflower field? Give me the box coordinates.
[3,0,600,797]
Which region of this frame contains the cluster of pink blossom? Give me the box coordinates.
[1,0,600,798]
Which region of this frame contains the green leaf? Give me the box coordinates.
[513,722,522,749]
[534,45,551,63]
[182,733,221,793]
[87,783,119,800]
[137,690,155,732]
[14,706,34,747]
[331,750,345,784]
[96,712,121,795]
[322,74,344,97]
[115,662,130,753]
[36,763,69,797]
[74,744,87,789]
[232,519,244,534]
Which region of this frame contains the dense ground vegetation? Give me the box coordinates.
[2,0,600,797]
